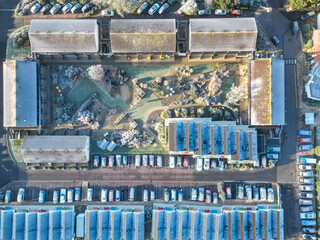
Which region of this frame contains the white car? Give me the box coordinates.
[260,187,266,201]
[204,158,210,170]
[143,189,149,202]
[158,3,170,14]
[101,189,108,202]
[101,9,114,16]
[299,185,314,191]
[148,3,160,15]
[31,3,42,14]
[17,188,25,203]
[169,156,175,168]
[267,188,274,202]
[299,171,313,177]
[300,178,314,184]
[299,165,313,170]
[87,188,93,202]
[300,212,316,219]
[215,9,227,15]
[191,187,197,201]
[196,158,203,171]
[135,155,141,167]
[60,188,66,203]
[67,189,74,203]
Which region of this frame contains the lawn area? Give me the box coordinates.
[221,75,236,102]
[68,77,129,111]
[6,37,31,60]
[92,140,165,155]
[8,138,25,168]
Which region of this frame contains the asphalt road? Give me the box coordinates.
[0,0,20,188]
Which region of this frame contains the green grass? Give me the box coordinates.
[221,75,236,102]
[67,77,129,111]
[92,139,165,155]
[6,37,31,60]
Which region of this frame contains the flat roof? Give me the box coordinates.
[314,29,320,62]
[110,19,176,53]
[29,19,99,53]
[3,60,38,128]
[189,18,257,52]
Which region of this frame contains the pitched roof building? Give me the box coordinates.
[189,18,257,53]
[21,136,90,165]
[110,19,176,53]
[250,58,285,126]
[165,119,258,163]
[29,19,99,54]
[3,60,39,128]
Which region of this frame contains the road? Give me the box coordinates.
[0,0,20,188]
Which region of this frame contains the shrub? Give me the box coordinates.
[305,39,313,49]
[301,24,310,34]
[303,32,310,41]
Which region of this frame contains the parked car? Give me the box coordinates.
[178,189,183,202]
[177,156,182,168]
[157,155,163,168]
[226,186,232,199]
[75,188,81,201]
[171,189,177,201]
[213,192,218,204]
[115,189,121,202]
[108,155,114,167]
[300,144,313,150]
[299,165,313,170]
[246,185,252,200]
[60,188,67,203]
[142,155,148,167]
[71,3,82,13]
[87,188,93,201]
[53,190,59,204]
[266,146,280,152]
[198,10,211,15]
[300,212,316,219]
[150,190,155,201]
[267,188,274,202]
[107,190,114,202]
[215,9,227,15]
[218,160,225,171]
[197,158,203,171]
[143,189,149,202]
[231,9,243,15]
[266,153,279,159]
[158,3,170,14]
[101,189,108,202]
[123,155,128,165]
[204,158,210,170]
[50,3,62,14]
[300,178,314,184]
[17,188,25,203]
[298,129,313,136]
[82,3,93,13]
[297,157,317,164]
[129,187,135,201]
[148,3,160,15]
[301,11,315,21]
[101,9,114,16]
[253,186,259,201]
[149,155,155,167]
[302,227,316,233]
[299,171,314,177]
[302,234,317,239]
[198,187,205,202]
[301,220,316,226]
[5,190,11,204]
[183,156,189,167]
[135,155,141,167]
[301,206,313,212]
[164,188,170,202]
[300,192,314,198]
[191,187,197,201]
[299,185,314,191]
[67,189,74,203]
[31,3,42,14]
[116,155,122,166]
[271,35,280,46]
[260,187,266,201]
[39,190,46,204]
[299,138,312,143]
[211,159,217,168]
[62,3,73,14]
[101,156,107,167]
[169,156,175,168]
[292,21,299,35]
[40,4,51,14]
[205,189,212,203]
[137,2,149,14]
[93,155,100,168]
[299,199,313,205]
[237,185,244,199]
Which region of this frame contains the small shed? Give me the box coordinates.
[305,113,315,125]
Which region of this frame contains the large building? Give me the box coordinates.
[21,136,90,167]
[165,119,258,163]
[250,58,285,126]
[110,19,176,54]
[189,18,257,53]
[152,205,284,240]
[29,19,99,54]
[305,62,320,101]
[3,60,39,129]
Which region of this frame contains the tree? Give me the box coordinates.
[226,84,245,108]
[289,0,307,10]
[88,65,105,81]
[197,108,205,117]
[155,123,165,142]
[111,0,136,17]
[208,77,223,97]
[160,111,169,121]
[178,0,198,15]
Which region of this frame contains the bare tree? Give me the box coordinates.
[226,84,245,108]
[177,0,198,15]
[88,65,105,82]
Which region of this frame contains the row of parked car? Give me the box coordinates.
[225,185,274,202]
[30,2,93,15]
[4,188,46,204]
[196,158,225,171]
